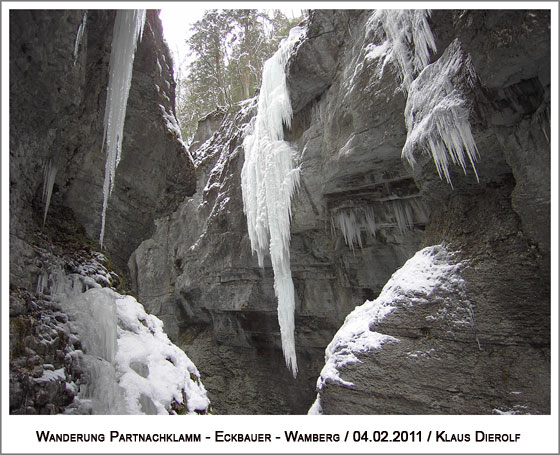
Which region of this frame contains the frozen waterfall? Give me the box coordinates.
[36,255,209,415]
[241,26,305,377]
[99,10,146,247]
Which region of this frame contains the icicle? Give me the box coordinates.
[42,159,58,225]
[401,39,479,186]
[332,199,428,249]
[73,12,87,65]
[373,10,479,186]
[99,10,146,248]
[371,10,437,91]
[241,26,305,377]
[390,199,414,234]
[332,207,377,251]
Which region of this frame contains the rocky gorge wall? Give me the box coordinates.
[8,8,551,416]
[9,10,195,284]
[301,9,551,414]
[131,9,550,415]
[8,10,195,414]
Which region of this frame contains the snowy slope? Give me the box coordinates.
[36,251,209,415]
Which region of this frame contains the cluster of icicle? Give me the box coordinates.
[402,39,479,185]
[332,207,377,251]
[332,198,428,250]
[99,10,146,247]
[372,10,479,185]
[241,26,305,378]
[371,10,436,91]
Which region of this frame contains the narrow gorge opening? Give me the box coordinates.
[7,5,552,431]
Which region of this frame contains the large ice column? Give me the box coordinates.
[99,10,146,247]
[241,26,305,377]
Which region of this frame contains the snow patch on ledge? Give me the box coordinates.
[309,244,464,414]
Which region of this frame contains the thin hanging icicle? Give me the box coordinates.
[42,160,58,225]
[73,11,87,65]
[332,207,377,251]
[241,26,305,377]
[99,10,146,248]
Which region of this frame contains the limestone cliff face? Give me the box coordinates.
[308,10,551,415]
[10,8,549,416]
[9,10,194,414]
[130,9,550,415]
[10,10,195,281]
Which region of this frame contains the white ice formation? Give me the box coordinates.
[332,199,428,250]
[73,12,87,65]
[371,10,437,91]
[402,39,479,185]
[241,26,305,377]
[309,244,465,414]
[332,206,377,250]
[42,159,58,225]
[373,10,479,185]
[36,254,209,415]
[99,10,146,247]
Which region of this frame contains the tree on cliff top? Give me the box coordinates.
[176,9,302,142]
